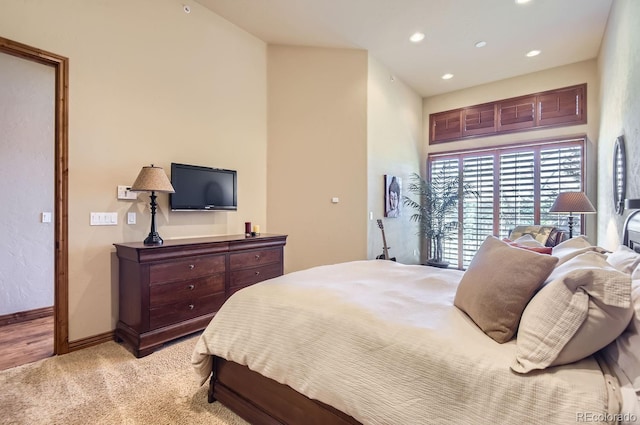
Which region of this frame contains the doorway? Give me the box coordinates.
[0,37,69,358]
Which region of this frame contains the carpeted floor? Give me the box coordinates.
[0,333,249,425]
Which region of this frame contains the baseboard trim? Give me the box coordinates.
[68,330,115,352]
[0,306,53,326]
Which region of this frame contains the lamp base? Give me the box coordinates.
[143,232,164,246]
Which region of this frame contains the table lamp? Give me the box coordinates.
[130,164,175,245]
[548,191,596,238]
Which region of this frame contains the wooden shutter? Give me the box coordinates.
[462,104,496,137]
[430,110,461,143]
[428,84,587,144]
[498,96,536,132]
[537,85,585,127]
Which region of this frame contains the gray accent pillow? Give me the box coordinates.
[454,236,558,343]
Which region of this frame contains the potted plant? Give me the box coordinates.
[403,169,474,268]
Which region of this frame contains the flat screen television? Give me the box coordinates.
[170,162,237,211]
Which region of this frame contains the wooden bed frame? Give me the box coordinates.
[207,213,640,425]
[209,356,360,424]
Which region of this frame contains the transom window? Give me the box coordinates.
[428,138,585,269]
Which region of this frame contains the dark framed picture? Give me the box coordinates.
[384,175,401,218]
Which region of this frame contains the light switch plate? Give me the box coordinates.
[127,212,136,225]
[117,185,138,200]
[90,212,118,226]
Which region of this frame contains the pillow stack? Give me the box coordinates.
[602,245,640,395]
[454,235,635,374]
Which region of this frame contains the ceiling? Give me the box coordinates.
[194,0,612,97]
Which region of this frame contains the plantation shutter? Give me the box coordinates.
[462,155,495,268]
[499,150,536,238]
[428,138,585,269]
[430,158,460,267]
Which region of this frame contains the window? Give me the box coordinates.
[429,138,585,269]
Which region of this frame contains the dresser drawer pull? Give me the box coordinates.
[188,304,195,310]
[188,264,195,270]
[187,284,195,290]
[255,271,260,276]
[255,254,261,261]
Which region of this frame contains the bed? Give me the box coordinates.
[192,216,640,425]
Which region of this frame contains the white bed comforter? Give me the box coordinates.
[192,260,617,425]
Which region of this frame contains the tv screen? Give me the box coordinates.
[170,163,237,211]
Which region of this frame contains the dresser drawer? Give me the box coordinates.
[149,274,225,308]
[229,248,281,270]
[149,254,225,285]
[149,293,224,329]
[230,262,282,290]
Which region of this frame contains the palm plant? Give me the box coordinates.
[403,169,475,267]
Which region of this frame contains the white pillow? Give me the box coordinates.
[511,251,634,373]
[512,234,546,248]
[551,236,607,266]
[602,279,640,393]
[607,245,640,274]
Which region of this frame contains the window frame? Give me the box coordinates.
[428,136,587,269]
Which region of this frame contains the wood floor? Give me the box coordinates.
[0,315,54,371]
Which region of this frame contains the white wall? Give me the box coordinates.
[367,57,423,263]
[596,0,640,249]
[0,53,55,314]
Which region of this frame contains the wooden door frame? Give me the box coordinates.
[0,37,69,354]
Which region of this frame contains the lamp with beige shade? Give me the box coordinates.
[548,191,596,238]
[130,164,175,245]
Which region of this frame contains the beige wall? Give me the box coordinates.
[367,57,423,263]
[423,60,601,242]
[267,46,368,272]
[0,0,268,341]
[596,0,640,249]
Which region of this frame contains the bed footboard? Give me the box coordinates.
[209,356,360,425]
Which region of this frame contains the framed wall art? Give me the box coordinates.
[384,175,401,218]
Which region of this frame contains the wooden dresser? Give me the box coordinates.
[114,234,287,357]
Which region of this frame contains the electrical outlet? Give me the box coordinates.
[117,185,138,200]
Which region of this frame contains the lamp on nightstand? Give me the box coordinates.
[130,164,175,245]
[549,192,596,238]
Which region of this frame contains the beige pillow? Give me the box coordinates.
[551,235,607,266]
[511,251,633,373]
[454,236,558,343]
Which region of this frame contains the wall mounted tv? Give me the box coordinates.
[170,162,237,211]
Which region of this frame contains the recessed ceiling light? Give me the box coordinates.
[526,49,541,57]
[515,0,532,4]
[475,41,487,48]
[442,73,454,80]
[410,32,425,43]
